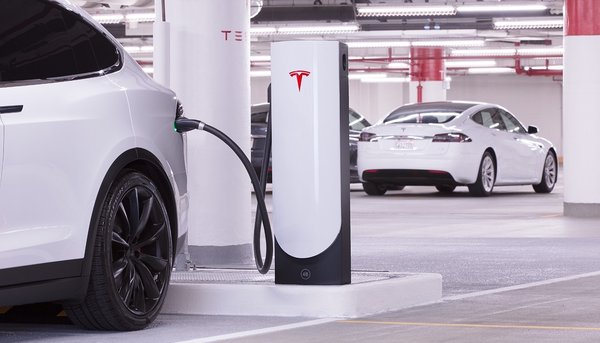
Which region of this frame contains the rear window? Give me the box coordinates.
[383,110,459,124]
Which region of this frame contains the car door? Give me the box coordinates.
[498,109,543,182]
[0,0,131,271]
[473,108,515,183]
[0,115,3,185]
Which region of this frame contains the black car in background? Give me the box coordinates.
[251,103,371,183]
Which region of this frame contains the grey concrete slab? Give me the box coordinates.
[229,275,600,343]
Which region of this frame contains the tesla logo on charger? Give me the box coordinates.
[289,70,311,91]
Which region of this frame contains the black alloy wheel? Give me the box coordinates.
[65,171,173,331]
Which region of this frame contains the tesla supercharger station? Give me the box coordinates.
[271,41,351,285]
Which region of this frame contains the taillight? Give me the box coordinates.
[359,132,377,142]
[432,132,472,143]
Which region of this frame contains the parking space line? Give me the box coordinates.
[175,318,338,343]
[443,270,600,301]
[339,320,600,332]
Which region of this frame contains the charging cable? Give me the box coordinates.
[174,117,273,274]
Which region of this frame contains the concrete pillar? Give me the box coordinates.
[166,0,253,264]
[409,47,446,103]
[563,0,600,217]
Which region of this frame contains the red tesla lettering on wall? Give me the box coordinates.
[222,30,244,42]
[289,70,311,91]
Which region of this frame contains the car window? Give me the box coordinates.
[498,109,527,134]
[349,110,369,130]
[384,110,459,124]
[472,109,506,131]
[0,0,119,84]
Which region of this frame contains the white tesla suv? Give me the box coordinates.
[358,101,557,196]
[0,0,188,330]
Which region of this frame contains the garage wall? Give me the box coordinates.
[448,75,563,155]
[251,77,407,125]
[251,74,563,154]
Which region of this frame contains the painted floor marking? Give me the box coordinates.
[340,320,600,332]
[175,318,338,343]
[443,270,600,301]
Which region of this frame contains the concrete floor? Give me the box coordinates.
[3,171,600,342]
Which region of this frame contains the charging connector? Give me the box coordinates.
[174,116,273,274]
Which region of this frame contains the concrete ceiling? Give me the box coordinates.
[82,0,565,76]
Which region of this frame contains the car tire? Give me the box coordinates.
[436,185,456,194]
[65,171,173,331]
[533,152,557,194]
[468,152,495,197]
[362,182,387,196]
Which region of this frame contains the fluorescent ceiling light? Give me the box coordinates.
[277,24,360,35]
[250,70,271,77]
[347,41,410,48]
[250,27,277,35]
[458,4,547,13]
[529,65,563,70]
[468,67,515,74]
[346,40,483,48]
[451,48,517,56]
[92,14,125,24]
[518,47,563,55]
[452,47,563,57]
[446,60,497,68]
[142,67,154,74]
[250,55,271,62]
[387,62,410,69]
[357,5,456,17]
[412,39,485,47]
[251,24,359,35]
[361,77,410,83]
[494,19,563,30]
[125,12,155,23]
[349,72,387,80]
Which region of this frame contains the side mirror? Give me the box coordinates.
[527,126,539,134]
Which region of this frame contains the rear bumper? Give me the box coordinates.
[361,169,458,186]
[357,143,481,185]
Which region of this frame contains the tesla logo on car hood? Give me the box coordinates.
[289,70,310,91]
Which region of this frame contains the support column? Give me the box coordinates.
[409,47,446,103]
[166,0,253,264]
[563,0,600,217]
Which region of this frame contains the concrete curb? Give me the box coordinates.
[162,271,442,318]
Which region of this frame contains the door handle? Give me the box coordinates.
[0,105,23,114]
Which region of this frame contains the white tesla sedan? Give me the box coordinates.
[0,0,187,330]
[357,101,557,196]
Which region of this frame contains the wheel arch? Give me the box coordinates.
[80,148,178,295]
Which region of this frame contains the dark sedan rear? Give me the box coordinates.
[251,103,370,183]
